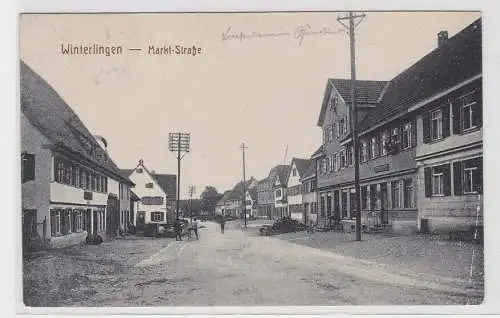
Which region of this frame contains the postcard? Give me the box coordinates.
[18,9,490,316]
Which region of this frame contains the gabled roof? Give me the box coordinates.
[317,79,388,126]
[358,18,482,134]
[217,190,233,206]
[258,177,269,184]
[121,166,177,200]
[152,173,177,201]
[21,60,134,186]
[268,165,291,186]
[300,161,316,181]
[292,158,312,177]
[227,177,257,200]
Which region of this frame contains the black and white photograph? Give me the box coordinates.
[16,8,491,313]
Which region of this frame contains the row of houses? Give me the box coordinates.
[21,60,177,250]
[216,18,483,235]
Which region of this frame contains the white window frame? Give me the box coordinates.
[403,179,414,208]
[371,136,379,159]
[461,91,477,132]
[381,132,389,156]
[432,171,444,196]
[151,211,164,222]
[54,210,61,235]
[332,153,338,171]
[361,141,368,162]
[391,181,400,209]
[431,109,443,140]
[463,166,478,194]
[340,149,346,168]
[402,123,412,149]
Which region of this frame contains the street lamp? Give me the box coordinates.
[169,132,190,223]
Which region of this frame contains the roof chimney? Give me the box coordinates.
[437,31,448,47]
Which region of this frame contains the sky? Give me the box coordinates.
[19,11,481,199]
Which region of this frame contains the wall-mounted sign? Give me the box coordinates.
[141,196,164,205]
[374,164,390,173]
[84,191,93,200]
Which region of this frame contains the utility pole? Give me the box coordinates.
[337,11,366,241]
[169,132,190,226]
[241,143,248,229]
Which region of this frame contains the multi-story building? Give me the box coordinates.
[286,158,312,221]
[256,177,273,219]
[315,18,482,234]
[219,178,258,218]
[271,165,291,219]
[120,160,177,226]
[21,60,135,249]
[300,153,319,225]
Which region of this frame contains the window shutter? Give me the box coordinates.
[423,112,431,143]
[473,88,483,128]
[453,161,463,195]
[474,156,483,193]
[424,167,432,197]
[452,99,461,135]
[442,103,451,137]
[443,164,451,196]
[411,119,417,147]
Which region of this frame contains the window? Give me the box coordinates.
[55,157,65,183]
[151,212,164,222]
[403,179,414,208]
[332,153,338,171]
[320,194,325,217]
[50,209,61,236]
[381,131,389,156]
[454,157,482,195]
[72,210,83,233]
[311,179,317,191]
[391,181,400,209]
[391,127,400,144]
[461,92,479,131]
[141,196,164,205]
[326,155,331,172]
[339,118,345,136]
[96,175,101,192]
[64,163,72,185]
[340,149,346,168]
[346,145,353,166]
[275,189,282,197]
[145,182,154,188]
[329,125,334,141]
[292,168,297,177]
[361,140,369,162]
[431,110,443,140]
[424,164,451,197]
[21,152,35,183]
[136,168,143,173]
[402,123,412,149]
[371,136,380,159]
[326,192,332,216]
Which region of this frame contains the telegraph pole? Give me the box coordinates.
[241,143,248,229]
[338,11,365,241]
[169,132,190,226]
[189,185,196,223]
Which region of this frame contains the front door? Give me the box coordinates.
[106,195,119,236]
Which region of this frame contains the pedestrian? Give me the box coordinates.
[175,220,182,241]
[192,218,199,240]
[220,218,225,234]
[309,219,314,234]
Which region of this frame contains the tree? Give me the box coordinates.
[200,186,223,215]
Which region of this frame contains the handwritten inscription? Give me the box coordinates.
[221,25,346,46]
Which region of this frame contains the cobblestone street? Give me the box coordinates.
[23,221,483,307]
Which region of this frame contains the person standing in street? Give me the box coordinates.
[175,219,183,241]
[220,218,225,234]
[192,218,199,240]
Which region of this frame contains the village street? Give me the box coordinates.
[23,221,483,307]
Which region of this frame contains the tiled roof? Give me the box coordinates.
[227,177,257,200]
[300,162,316,180]
[358,18,482,133]
[152,173,177,201]
[120,169,135,178]
[318,79,388,126]
[268,165,290,186]
[217,190,233,206]
[292,158,312,177]
[330,79,389,104]
[21,60,134,186]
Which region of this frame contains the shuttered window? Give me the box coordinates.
[424,164,451,197]
[453,157,483,195]
[453,88,482,134]
[21,152,35,183]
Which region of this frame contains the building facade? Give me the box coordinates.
[21,60,135,249]
[271,165,291,219]
[121,160,177,226]
[256,177,273,219]
[286,158,311,221]
[300,156,318,225]
[314,18,482,234]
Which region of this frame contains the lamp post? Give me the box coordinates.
[169,132,190,223]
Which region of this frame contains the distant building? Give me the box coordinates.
[21,60,135,249]
[285,158,312,221]
[270,165,291,219]
[256,177,273,219]
[300,154,318,225]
